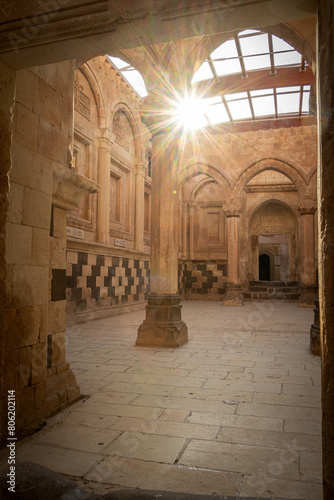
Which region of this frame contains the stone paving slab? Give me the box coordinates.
[85,456,243,496]
[178,439,300,479]
[5,301,322,499]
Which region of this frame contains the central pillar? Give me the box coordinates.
[298,201,317,307]
[223,203,244,306]
[136,129,188,347]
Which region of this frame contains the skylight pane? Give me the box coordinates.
[225,92,248,101]
[244,54,271,71]
[302,91,310,112]
[250,88,273,97]
[240,33,269,56]
[121,70,147,97]
[239,29,261,36]
[252,95,275,117]
[211,39,238,60]
[277,86,300,93]
[227,99,252,120]
[304,85,311,91]
[277,92,300,114]
[205,103,230,124]
[192,62,214,82]
[272,36,295,52]
[109,56,129,69]
[274,51,302,67]
[213,58,241,76]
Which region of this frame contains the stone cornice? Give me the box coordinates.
[52,163,99,211]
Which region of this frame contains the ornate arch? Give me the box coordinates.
[111,102,143,159]
[190,178,219,202]
[179,162,231,189]
[79,62,106,128]
[233,158,307,198]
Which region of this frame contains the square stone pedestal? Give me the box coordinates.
[223,283,244,306]
[136,294,188,347]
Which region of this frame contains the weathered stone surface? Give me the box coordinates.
[318,5,334,498]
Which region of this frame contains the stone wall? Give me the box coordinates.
[2,61,84,440]
[0,62,16,441]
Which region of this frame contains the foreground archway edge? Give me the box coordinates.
[0,1,317,70]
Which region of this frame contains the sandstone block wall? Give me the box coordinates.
[2,61,82,440]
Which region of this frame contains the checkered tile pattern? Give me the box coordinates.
[179,261,227,296]
[66,252,150,310]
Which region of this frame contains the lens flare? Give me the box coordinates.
[175,95,208,131]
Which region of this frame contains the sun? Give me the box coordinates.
[175,94,207,131]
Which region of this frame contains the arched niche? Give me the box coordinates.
[249,200,299,282]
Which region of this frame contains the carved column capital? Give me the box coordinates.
[224,200,242,217]
[98,133,113,150]
[298,201,317,215]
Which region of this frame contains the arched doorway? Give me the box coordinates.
[259,254,270,281]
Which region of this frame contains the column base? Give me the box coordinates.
[136,294,188,347]
[299,285,317,308]
[223,284,244,306]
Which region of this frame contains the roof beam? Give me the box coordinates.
[193,66,314,97]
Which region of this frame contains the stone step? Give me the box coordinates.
[249,280,299,288]
[243,291,300,302]
[249,286,299,293]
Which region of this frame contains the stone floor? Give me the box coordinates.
[7,301,323,498]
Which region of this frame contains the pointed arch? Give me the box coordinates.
[179,161,231,189]
[111,101,143,159]
[247,195,299,222]
[79,62,106,128]
[233,158,308,198]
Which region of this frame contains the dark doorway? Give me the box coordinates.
[259,254,270,281]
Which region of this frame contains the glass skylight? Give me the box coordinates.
[192,30,306,83]
[190,30,313,127]
[252,95,276,116]
[198,85,310,126]
[108,55,148,97]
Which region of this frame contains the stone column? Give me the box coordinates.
[136,129,188,346]
[189,202,195,259]
[182,201,188,259]
[317,2,334,498]
[134,161,145,252]
[298,201,317,307]
[97,135,112,244]
[223,203,244,306]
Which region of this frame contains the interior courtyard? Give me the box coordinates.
[0,0,333,498]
